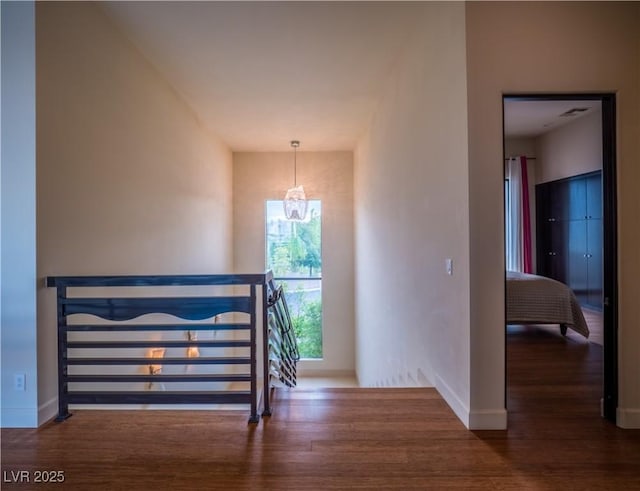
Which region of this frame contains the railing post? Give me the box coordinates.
[248,284,259,423]
[262,279,271,416]
[55,283,71,421]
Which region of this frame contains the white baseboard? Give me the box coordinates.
[434,374,507,430]
[434,374,470,428]
[38,396,58,425]
[469,408,508,430]
[617,407,640,428]
[1,407,38,428]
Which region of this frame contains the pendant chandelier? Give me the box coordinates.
[283,140,308,221]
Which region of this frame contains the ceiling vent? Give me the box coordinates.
[559,107,589,117]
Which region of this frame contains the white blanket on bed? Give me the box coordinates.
[506,271,590,338]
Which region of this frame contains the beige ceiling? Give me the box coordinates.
[504,99,601,138]
[102,1,422,152]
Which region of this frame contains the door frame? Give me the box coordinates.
[502,93,618,423]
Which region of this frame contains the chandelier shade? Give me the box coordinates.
[283,140,308,221]
[284,185,308,221]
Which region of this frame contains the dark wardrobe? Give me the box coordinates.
[536,170,602,310]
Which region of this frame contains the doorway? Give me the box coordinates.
[503,94,617,422]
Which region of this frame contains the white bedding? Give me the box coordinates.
[506,271,590,338]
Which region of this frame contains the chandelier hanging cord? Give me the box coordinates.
[283,140,307,221]
[291,140,300,187]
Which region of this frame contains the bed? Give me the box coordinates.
[506,271,589,339]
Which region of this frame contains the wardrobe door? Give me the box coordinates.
[548,221,568,284]
[568,177,587,220]
[568,219,588,305]
[536,172,602,308]
[548,180,569,221]
[587,218,603,308]
[586,173,602,220]
[535,184,548,276]
[586,172,603,309]
[536,181,569,282]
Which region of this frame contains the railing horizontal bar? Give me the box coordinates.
[269,350,296,372]
[66,357,251,365]
[272,276,322,281]
[270,358,296,382]
[60,297,248,304]
[269,363,295,381]
[47,274,268,288]
[269,327,283,344]
[67,391,251,405]
[269,378,293,389]
[66,374,251,383]
[269,369,296,388]
[61,297,252,320]
[67,340,251,349]
[65,323,250,332]
[269,353,295,369]
[268,343,296,365]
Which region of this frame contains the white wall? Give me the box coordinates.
[1,1,38,428]
[466,1,640,429]
[354,3,473,425]
[537,109,602,184]
[233,151,355,376]
[505,137,536,160]
[36,2,233,424]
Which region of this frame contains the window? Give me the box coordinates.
[265,200,322,359]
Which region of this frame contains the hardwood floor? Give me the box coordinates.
[2,328,639,490]
[582,306,604,346]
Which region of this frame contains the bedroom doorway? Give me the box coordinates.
[502,94,617,423]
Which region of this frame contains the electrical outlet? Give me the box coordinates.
[14,373,26,392]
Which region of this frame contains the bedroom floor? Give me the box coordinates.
[506,302,607,436]
[581,306,603,346]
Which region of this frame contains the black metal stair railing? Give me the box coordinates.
[47,273,280,424]
[265,278,300,390]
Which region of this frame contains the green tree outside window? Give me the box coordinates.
[266,201,322,358]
